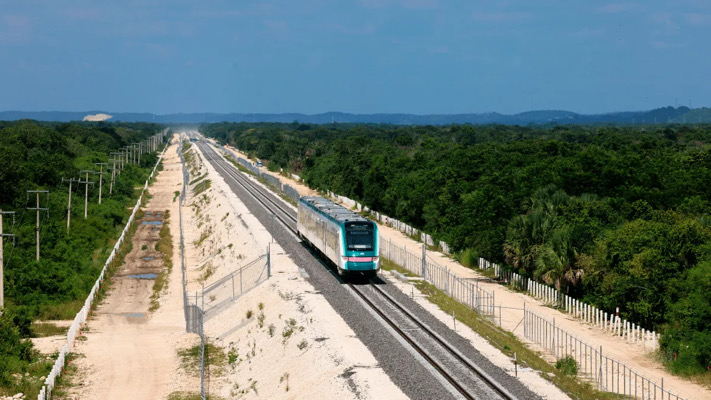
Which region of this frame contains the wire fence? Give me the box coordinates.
[178,142,190,332]
[524,308,690,400]
[37,138,167,400]
[477,258,660,351]
[183,140,274,400]
[379,237,496,321]
[184,251,271,400]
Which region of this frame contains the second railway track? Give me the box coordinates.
[196,139,523,400]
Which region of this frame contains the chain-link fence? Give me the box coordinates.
[524,308,690,400]
[282,184,301,203]
[184,250,271,400]
[379,237,496,321]
[477,257,660,351]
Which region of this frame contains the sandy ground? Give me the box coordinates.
[182,139,407,399]
[57,139,197,399]
[221,143,711,400]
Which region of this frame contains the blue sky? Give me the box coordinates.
[0,1,709,115]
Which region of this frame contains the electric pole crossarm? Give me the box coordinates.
[26,190,49,261]
[0,210,16,310]
[62,178,79,230]
[95,163,110,204]
[78,171,96,220]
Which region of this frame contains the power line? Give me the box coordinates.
[26,190,49,261]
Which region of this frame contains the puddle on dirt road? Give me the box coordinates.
[122,313,146,318]
[125,273,158,279]
[142,256,155,261]
[142,221,163,225]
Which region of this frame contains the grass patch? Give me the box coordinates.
[413,280,618,399]
[177,342,227,378]
[173,191,180,202]
[192,179,211,196]
[30,322,68,338]
[380,257,418,277]
[193,226,213,248]
[168,392,224,400]
[150,210,173,311]
[36,299,85,321]
[189,173,208,185]
[198,262,215,283]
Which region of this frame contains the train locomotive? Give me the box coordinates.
[297,196,379,278]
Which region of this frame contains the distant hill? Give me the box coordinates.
[0,106,707,125]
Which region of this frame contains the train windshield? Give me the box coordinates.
[345,222,374,251]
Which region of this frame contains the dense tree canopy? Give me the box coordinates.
[0,120,165,388]
[203,121,711,373]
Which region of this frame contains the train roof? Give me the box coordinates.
[299,196,371,224]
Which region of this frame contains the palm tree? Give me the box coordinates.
[533,226,583,292]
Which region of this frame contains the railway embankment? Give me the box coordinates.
[176,136,406,399]
[219,140,710,400]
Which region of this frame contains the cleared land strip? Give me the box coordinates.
[64,140,196,399]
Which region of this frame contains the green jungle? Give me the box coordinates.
[0,120,165,394]
[202,121,711,376]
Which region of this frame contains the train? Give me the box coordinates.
[297,196,380,277]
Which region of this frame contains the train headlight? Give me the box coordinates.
[372,257,379,262]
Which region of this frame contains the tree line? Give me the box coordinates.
[0,120,165,392]
[202,121,711,374]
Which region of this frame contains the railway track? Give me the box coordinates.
[196,139,519,400]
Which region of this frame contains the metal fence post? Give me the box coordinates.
[267,244,271,278]
[421,244,426,278]
[200,283,205,400]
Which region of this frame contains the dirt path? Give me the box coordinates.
[66,140,196,399]
[222,143,710,400]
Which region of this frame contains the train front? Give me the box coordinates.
[342,221,380,275]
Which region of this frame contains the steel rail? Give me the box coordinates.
[199,143,298,229]
[366,282,518,400]
[197,139,517,400]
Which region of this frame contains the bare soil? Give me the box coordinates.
[58,140,197,399]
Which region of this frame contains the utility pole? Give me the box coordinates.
[109,155,119,193]
[62,178,78,230]
[95,163,109,204]
[1,210,16,310]
[111,152,122,176]
[27,190,49,261]
[78,171,96,219]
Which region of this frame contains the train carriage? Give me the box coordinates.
[297,196,379,277]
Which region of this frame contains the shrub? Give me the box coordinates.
[555,356,578,376]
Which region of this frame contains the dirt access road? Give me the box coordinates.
[65,141,195,399]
